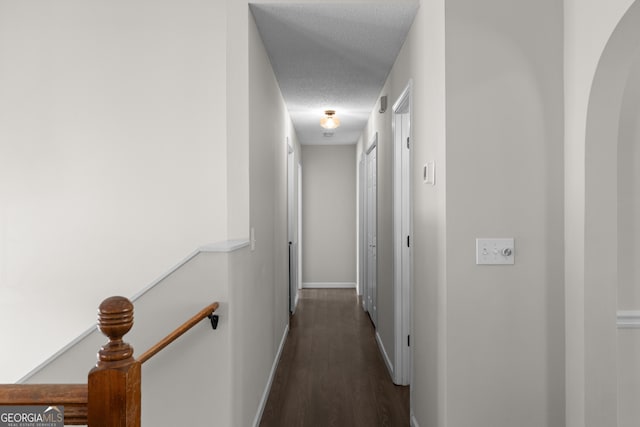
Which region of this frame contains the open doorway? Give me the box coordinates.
[579,2,640,424]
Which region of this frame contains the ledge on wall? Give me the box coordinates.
[200,240,250,253]
[19,239,250,383]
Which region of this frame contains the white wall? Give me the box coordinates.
[359,77,396,377]
[227,0,250,241]
[617,68,640,427]
[25,249,233,426]
[234,9,301,427]
[564,1,638,425]
[617,330,640,427]
[358,1,447,424]
[366,0,564,425]
[0,2,301,425]
[0,0,228,383]
[395,2,448,425]
[445,1,565,426]
[618,51,640,309]
[301,145,357,286]
[596,2,640,427]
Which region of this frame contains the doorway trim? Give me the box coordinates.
[287,138,298,314]
[392,80,413,385]
[365,133,378,326]
[359,155,366,299]
[297,161,303,301]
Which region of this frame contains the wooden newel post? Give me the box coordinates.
[88,297,141,427]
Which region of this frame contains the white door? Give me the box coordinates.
[393,82,413,386]
[287,141,298,314]
[366,142,378,326]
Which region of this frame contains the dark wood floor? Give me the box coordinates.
[260,289,409,427]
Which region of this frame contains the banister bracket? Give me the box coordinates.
[208,314,219,330]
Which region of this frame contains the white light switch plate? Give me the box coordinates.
[423,161,435,185]
[476,238,514,265]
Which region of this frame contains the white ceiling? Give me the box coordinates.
[250,2,419,145]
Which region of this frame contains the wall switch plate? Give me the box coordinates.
[476,238,514,265]
[423,161,435,185]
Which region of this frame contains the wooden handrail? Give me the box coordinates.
[0,297,219,426]
[137,301,219,364]
[0,384,88,425]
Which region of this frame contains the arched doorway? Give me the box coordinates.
[583,1,640,424]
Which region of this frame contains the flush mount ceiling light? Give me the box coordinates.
[320,110,341,129]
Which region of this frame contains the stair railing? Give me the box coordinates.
[0,296,220,426]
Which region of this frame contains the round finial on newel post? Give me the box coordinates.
[96,296,135,364]
[89,296,141,426]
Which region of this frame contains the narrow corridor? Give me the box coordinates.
[260,289,409,427]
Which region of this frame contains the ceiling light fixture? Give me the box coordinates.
[320,110,341,129]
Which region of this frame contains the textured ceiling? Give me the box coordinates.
[250,3,419,145]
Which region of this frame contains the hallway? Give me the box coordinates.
[260,289,409,427]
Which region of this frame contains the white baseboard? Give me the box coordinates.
[302,282,356,289]
[410,413,420,427]
[253,324,289,427]
[375,331,394,379]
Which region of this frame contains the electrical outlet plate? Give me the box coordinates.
[476,238,514,265]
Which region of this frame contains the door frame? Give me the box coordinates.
[297,162,303,298]
[359,155,366,299]
[287,138,298,314]
[365,133,378,325]
[392,81,413,385]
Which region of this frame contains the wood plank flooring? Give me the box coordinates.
[260,289,409,427]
